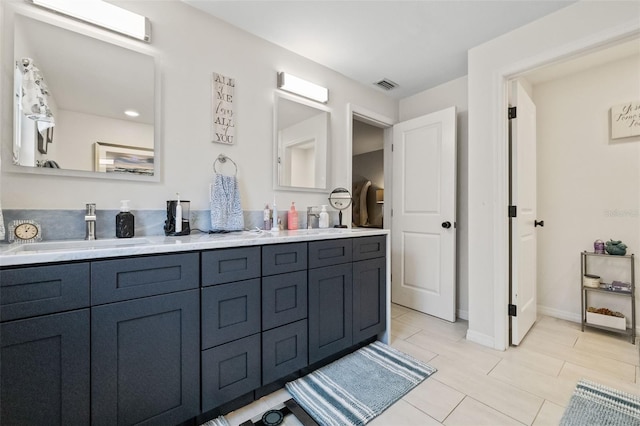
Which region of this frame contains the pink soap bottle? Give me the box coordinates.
[288,202,299,230]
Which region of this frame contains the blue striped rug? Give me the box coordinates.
[286,341,436,426]
[560,379,640,426]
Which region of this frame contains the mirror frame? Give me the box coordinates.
[2,3,162,182]
[273,91,330,192]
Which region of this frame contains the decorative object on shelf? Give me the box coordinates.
[212,73,236,145]
[605,239,627,256]
[610,101,640,139]
[582,274,600,288]
[594,239,605,254]
[94,142,154,176]
[8,219,42,243]
[328,187,352,228]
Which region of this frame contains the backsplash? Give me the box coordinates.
[1,209,337,242]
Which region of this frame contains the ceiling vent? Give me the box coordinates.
[374,78,398,91]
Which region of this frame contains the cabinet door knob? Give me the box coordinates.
[441,221,452,229]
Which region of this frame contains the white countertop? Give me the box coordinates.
[0,228,389,267]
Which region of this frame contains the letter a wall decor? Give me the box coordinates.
[212,72,236,145]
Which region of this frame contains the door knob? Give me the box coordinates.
[534,220,544,227]
[441,221,452,229]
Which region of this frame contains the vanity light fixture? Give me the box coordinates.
[277,72,328,104]
[124,110,140,117]
[28,0,151,42]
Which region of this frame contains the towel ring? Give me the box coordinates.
[213,154,238,176]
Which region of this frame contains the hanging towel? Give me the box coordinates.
[210,173,244,232]
[20,58,55,134]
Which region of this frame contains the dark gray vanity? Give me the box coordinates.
[0,231,388,425]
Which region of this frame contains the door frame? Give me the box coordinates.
[492,25,640,350]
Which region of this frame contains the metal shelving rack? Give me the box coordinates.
[581,251,636,344]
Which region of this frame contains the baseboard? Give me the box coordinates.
[465,329,494,349]
[537,305,581,324]
[457,309,469,321]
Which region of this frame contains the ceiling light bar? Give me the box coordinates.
[28,0,151,42]
[277,72,328,103]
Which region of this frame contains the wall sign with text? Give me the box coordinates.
[610,101,640,139]
[212,72,235,144]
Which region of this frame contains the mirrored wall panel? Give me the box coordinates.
[274,93,329,191]
[10,12,157,180]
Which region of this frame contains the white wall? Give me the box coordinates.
[399,75,469,320]
[467,0,640,349]
[534,54,640,327]
[0,0,397,212]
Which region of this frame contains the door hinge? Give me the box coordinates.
[508,107,517,119]
[391,208,393,217]
[508,205,517,218]
[391,144,394,152]
[508,304,517,317]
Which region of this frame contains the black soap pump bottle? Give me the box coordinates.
[116,200,135,238]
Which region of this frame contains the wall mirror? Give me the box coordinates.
[5,9,159,181]
[274,92,330,191]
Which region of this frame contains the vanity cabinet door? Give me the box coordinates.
[353,257,386,343]
[308,263,353,364]
[91,290,199,426]
[1,309,90,426]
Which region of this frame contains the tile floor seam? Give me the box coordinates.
[438,394,468,425]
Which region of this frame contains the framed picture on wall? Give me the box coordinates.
[37,125,54,154]
[94,142,154,176]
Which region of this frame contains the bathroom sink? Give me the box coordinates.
[4,238,153,253]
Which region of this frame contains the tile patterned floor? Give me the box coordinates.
[223,304,639,425]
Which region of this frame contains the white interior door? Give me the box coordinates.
[391,107,457,322]
[510,80,537,345]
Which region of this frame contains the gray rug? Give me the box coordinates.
[560,379,640,426]
[286,341,437,426]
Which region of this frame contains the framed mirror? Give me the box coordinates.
[274,92,330,191]
[4,8,160,181]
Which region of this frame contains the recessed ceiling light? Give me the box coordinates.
[124,110,140,117]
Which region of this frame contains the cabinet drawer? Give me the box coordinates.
[308,239,353,269]
[202,247,261,286]
[1,263,90,321]
[201,333,261,412]
[91,253,198,305]
[202,279,261,349]
[353,235,386,261]
[262,243,307,276]
[262,271,307,331]
[262,319,308,385]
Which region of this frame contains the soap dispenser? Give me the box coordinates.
[288,202,298,230]
[116,200,135,238]
[319,205,329,228]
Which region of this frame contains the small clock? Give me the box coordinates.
[8,220,42,244]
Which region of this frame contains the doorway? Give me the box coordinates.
[506,37,640,346]
[352,119,385,229]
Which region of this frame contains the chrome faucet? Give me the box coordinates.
[85,203,97,240]
[306,206,321,229]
